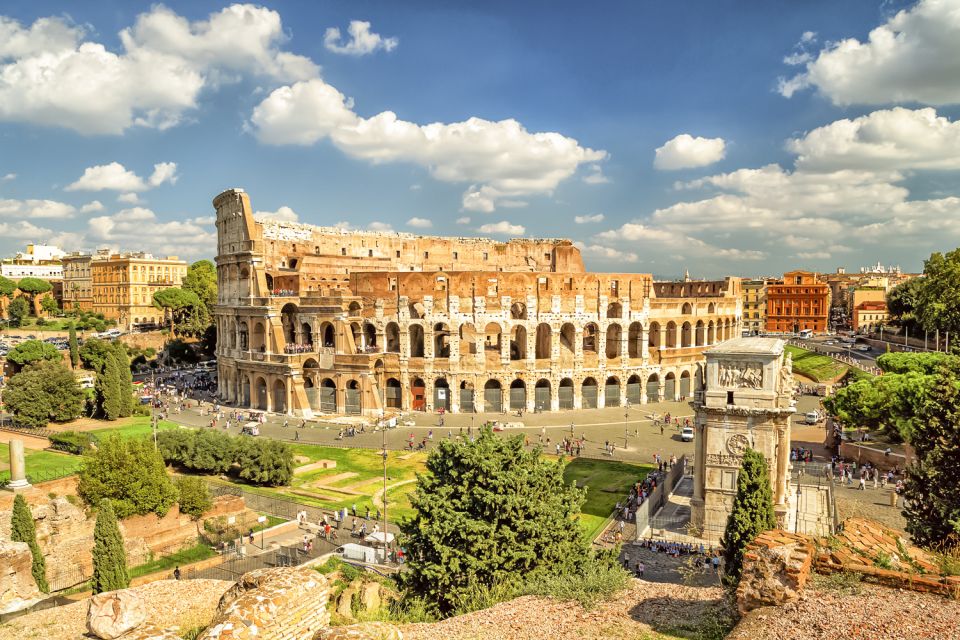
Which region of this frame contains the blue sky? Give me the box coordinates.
[1,0,959,277]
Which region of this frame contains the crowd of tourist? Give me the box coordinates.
[283,343,313,354]
[270,288,297,297]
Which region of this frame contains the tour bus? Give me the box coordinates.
[798,329,813,339]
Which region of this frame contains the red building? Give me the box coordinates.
[765,271,830,334]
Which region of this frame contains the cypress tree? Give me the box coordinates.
[68,323,80,369]
[11,494,49,593]
[113,342,134,417]
[97,351,123,420]
[721,448,777,585]
[92,499,129,594]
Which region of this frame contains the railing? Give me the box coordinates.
[0,424,57,439]
[633,455,689,540]
[786,340,881,376]
[185,538,333,581]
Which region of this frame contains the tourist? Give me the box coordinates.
[174,566,181,580]
[637,561,644,579]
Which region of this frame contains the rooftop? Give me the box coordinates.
[706,337,784,356]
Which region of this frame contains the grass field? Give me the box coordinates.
[785,345,850,382]
[88,416,181,440]
[562,457,655,540]
[0,446,85,483]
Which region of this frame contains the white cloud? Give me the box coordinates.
[582,164,610,184]
[575,243,638,263]
[477,221,525,235]
[779,0,960,105]
[367,221,393,232]
[66,161,178,192]
[574,213,605,224]
[654,134,726,170]
[251,78,606,211]
[0,220,54,239]
[455,216,470,224]
[117,192,142,204]
[324,20,398,56]
[87,207,215,256]
[406,217,432,228]
[789,107,960,171]
[714,248,768,261]
[254,206,299,222]
[80,200,104,213]
[0,5,318,134]
[0,198,75,219]
[1,173,15,181]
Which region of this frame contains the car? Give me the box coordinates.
[240,423,260,436]
[856,345,870,352]
[681,426,695,442]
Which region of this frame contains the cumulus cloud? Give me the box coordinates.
[0,5,318,134]
[1,173,15,181]
[0,220,55,239]
[789,107,960,171]
[66,161,178,192]
[0,198,75,219]
[250,77,606,211]
[367,221,393,231]
[455,216,471,224]
[117,192,142,204]
[574,213,605,224]
[582,164,610,184]
[87,207,216,256]
[324,21,397,56]
[654,134,726,170]
[779,0,960,105]
[254,205,299,222]
[575,243,638,263]
[477,221,525,235]
[81,200,104,213]
[406,217,432,228]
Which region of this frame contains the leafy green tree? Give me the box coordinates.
[79,338,115,372]
[902,357,960,546]
[152,288,201,336]
[182,260,218,311]
[876,351,951,375]
[7,296,31,327]
[916,249,960,335]
[91,499,130,594]
[11,494,49,593]
[398,428,595,614]
[721,448,777,585]
[156,429,196,466]
[235,437,293,486]
[6,339,61,369]
[16,277,52,300]
[0,275,16,298]
[40,296,59,316]
[887,277,923,333]
[78,435,177,518]
[68,323,80,369]
[175,476,212,519]
[113,342,134,418]
[3,361,85,428]
[97,352,123,420]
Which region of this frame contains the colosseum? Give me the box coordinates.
[212,188,743,418]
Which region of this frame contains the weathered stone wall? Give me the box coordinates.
[838,442,916,470]
[0,539,43,614]
[737,530,813,614]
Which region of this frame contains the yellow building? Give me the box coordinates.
[91,252,187,330]
[741,279,768,335]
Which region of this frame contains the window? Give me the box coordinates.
[341,248,346,256]
[396,250,401,258]
[544,252,550,260]
[483,252,488,260]
[424,251,429,259]
[727,391,734,404]
[368,250,373,257]
[453,251,458,260]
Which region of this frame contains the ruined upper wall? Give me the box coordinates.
[213,188,584,276]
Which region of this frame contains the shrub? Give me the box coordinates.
[11,494,49,593]
[3,361,86,428]
[92,499,129,594]
[157,429,291,486]
[49,431,97,455]
[176,476,212,519]
[78,435,177,518]
[721,448,777,585]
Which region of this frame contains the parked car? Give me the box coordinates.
[681,426,695,442]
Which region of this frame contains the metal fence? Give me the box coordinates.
[633,455,689,540]
[185,537,336,581]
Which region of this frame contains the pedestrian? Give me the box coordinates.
[637,561,645,579]
[174,566,181,580]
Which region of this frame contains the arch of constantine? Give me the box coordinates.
[212,188,743,418]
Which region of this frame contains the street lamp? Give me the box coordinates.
[381,428,389,563]
[623,403,629,451]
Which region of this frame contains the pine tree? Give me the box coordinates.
[97,351,123,420]
[68,323,80,369]
[11,494,49,593]
[721,448,777,585]
[92,499,129,594]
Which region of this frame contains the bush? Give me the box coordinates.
[157,429,291,486]
[49,431,97,455]
[92,499,129,594]
[78,435,178,518]
[11,494,49,593]
[175,476,212,519]
[3,361,86,428]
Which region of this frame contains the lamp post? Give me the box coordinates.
[151,369,158,449]
[623,404,629,451]
[381,426,389,563]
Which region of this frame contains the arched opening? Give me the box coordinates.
[604,375,621,407]
[626,374,642,405]
[302,322,314,348]
[348,301,362,316]
[320,378,337,412]
[560,323,576,358]
[606,301,622,319]
[254,377,268,410]
[264,273,274,292]
[434,378,451,411]
[434,323,451,358]
[344,379,361,415]
[646,374,660,402]
[509,379,526,410]
[238,321,249,350]
[708,302,716,314]
[385,378,402,409]
[364,323,378,351]
[303,360,319,410]
[408,302,425,319]
[664,372,676,400]
[241,375,251,406]
[681,321,692,348]
[558,378,575,410]
[723,319,730,341]
[605,323,621,359]
[535,323,552,359]
[666,321,677,348]
[695,320,705,346]
[411,377,426,411]
[459,381,475,412]
[707,320,715,345]
[649,322,661,348]
[251,321,266,352]
[350,322,363,353]
[510,325,527,360]
[628,322,643,358]
[581,377,598,409]
[679,370,691,399]
[385,322,400,353]
[320,322,335,348]
[273,379,287,414]
[280,303,299,346]
[682,302,692,315]
[484,379,503,413]
[238,267,250,298]
[510,302,527,320]
[459,323,478,356]
[583,323,599,354]
[484,322,502,353]
[534,379,551,412]
[409,324,425,357]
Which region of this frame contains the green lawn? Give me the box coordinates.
[88,416,181,440]
[0,447,85,483]
[128,541,217,580]
[562,457,655,541]
[785,345,850,382]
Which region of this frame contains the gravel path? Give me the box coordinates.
[0,579,233,640]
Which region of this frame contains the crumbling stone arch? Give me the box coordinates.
[605,323,622,360]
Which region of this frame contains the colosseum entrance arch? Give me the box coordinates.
[664,372,676,400]
[605,376,620,407]
[626,375,642,405]
[344,379,361,415]
[646,374,660,402]
[484,379,503,413]
[534,379,551,412]
[559,378,574,409]
[459,381,475,412]
[320,378,336,412]
[582,377,598,409]
[434,378,451,411]
[385,378,402,408]
[411,378,426,411]
[273,379,287,414]
[680,370,692,399]
[509,379,526,410]
[254,377,268,410]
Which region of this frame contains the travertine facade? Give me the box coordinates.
[213,188,742,417]
[91,252,187,330]
[690,338,794,540]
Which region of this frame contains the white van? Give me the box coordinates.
[804,412,820,425]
